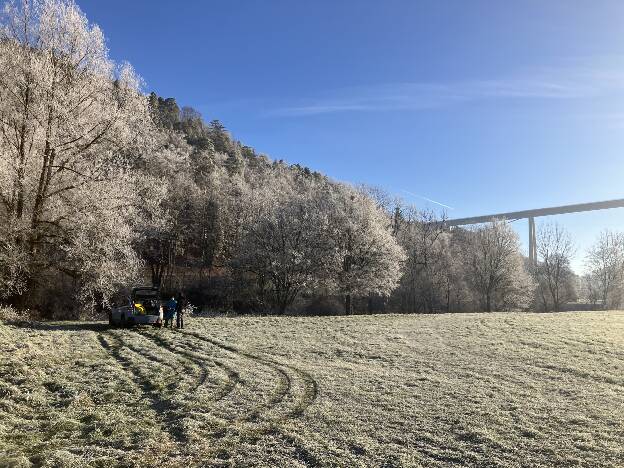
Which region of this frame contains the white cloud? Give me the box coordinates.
[267,59,624,117]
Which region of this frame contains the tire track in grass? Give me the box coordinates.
[181,330,319,420]
[179,332,293,420]
[113,334,197,392]
[124,330,212,392]
[127,330,258,448]
[174,338,292,422]
[138,329,240,403]
[96,332,187,445]
[113,328,321,465]
[177,330,322,466]
[139,330,316,464]
[139,329,289,421]
[113,329,275,454]
[142,328,306,460]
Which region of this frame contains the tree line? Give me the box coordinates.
[0,0,621,318]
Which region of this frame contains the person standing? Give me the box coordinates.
[164,296,177,328]
[176,292,186,329]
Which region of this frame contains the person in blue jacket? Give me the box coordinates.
[164,296,177,328]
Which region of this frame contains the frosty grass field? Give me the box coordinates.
[1,312,623,467]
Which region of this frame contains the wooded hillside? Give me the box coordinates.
[1,0,622,318]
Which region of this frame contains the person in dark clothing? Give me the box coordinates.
[176,292,186,329]
[164,296,177,328]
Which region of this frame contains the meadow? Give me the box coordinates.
[1,312,623,467]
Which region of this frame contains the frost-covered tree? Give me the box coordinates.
[137,130,194,290]
[331,185,406,314]
[533,223,576,311]
[0,0,158,307]
[234,173,336,313]
[229,174,405,315]
[394,209,455,313]
[581,273,601,308]
[585,230,624,309]
[0,230,29,298]
[463,220,533,312]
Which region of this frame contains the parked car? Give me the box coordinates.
[109,287,163,327]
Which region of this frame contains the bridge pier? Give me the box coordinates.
[528,217,537,264]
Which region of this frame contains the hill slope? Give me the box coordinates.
[1,312,623,466]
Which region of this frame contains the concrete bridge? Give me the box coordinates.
[445,198,624,263]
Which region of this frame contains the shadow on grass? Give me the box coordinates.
[4,320,110,332]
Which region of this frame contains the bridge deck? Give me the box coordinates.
[445,198,624,226]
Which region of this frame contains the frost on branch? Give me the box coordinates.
[0,0,158,311]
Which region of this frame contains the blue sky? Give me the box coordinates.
[78,0,624,272]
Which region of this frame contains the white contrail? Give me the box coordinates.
[401,189,455,210]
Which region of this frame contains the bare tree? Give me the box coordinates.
[394,208,454,313]
[581,273,600,308]
[585,230,624,309]
[463,220,533,312]
[533,223,575,311]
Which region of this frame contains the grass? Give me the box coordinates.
[1,311,623,467]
